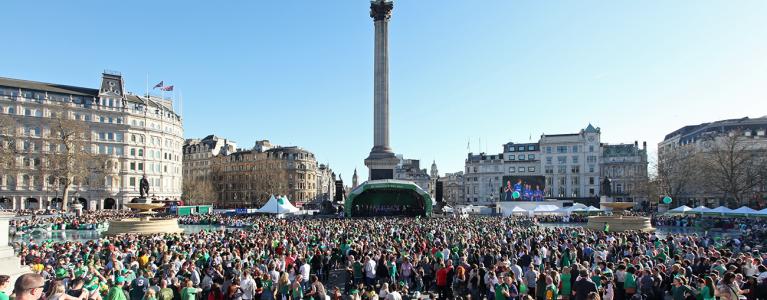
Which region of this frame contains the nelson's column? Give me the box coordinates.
[364,0,400,180]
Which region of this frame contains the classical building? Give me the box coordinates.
[0,72,184,210]
[210,142,330,207]
[539,124,603,199]
[183,135,236,181]
[438,171,465,206]
[601,142,649,203]
[464,153,505,203]
[394,157,432,192]
[461,124,652,206]
[658,116,767,207]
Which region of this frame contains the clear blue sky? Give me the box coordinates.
[2,1,766,180]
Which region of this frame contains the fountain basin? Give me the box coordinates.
[101,217,182,236]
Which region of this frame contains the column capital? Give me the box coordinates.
[370,0,393,21]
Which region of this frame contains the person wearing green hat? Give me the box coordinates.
[107,276,127,300]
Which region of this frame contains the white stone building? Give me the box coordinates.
[539,124,602,198]
[0,72,184,210]
[183,135,236,181]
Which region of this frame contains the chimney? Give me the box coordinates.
[634,141,638,147]
[643,141,647,149]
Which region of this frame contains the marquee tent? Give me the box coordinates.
[256,195,299,214]
[729,206,758,216]
[704,206,733,215]
[690,206,711,214]
[667,205,693,214]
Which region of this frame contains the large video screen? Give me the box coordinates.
[499,176,546,201]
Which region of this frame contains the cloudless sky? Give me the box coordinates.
[2,1,766,180]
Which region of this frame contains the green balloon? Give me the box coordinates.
[512,191,521,199]
[662,196,672,204]
[277,197,285,205]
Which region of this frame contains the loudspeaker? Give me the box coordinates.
[436,181,444,202]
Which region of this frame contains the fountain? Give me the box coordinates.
[101,198,182,236]
[585,178,654,232]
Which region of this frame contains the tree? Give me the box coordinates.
[0,115,19,178]
[182,176,217,205]
[655,146,705,206]
[699,131,767,206]
[251,157,289,205]
[45,110,102,210]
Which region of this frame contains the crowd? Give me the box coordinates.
[5,214,767,300]
[10,211,136,233]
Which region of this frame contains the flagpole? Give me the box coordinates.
[146,73,149,97]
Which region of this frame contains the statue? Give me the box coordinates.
[139,175,150,198]
[601,177,612,197]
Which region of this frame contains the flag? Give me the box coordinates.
[161,85,174,91]
[153,81,164,89]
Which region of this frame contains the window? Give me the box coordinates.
[572,156,579,164]
[130,148,136,156]
[130,162,136,171]
[545,166,554,174]
[518,154,525,160]
[517,146,524,151]
[517,167,524,173]
[571,165,580,173]
[589,165,595,173]
[528,154,534,160]
[557,146,567,153]
[528,145,534,151]
[24,109,32,116]
[587,156,597,163]
[509,156,515,161]
[129,177,136,187]
[138,149,143,157]
[557,166,566,174]
[589,145,595,152]
[589,177,595,185]
[557,156,567,164]
[546,157,552,164]
[589,188,595,195]
[508,147,515,152]
[528,167,535,172]
[572,145,579,153]
[510,167,516,173]
[546,146,552,154]
[572,176,580,185]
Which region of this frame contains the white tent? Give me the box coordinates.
[667,205,693,214]
[504,206,529,216]
[256,195,299,214]
[690,206,711,214]
[757,208,767,217]
[728,206,758,216]
[533,205,560,214]
[585,206,603,212]
[704,206,733,215]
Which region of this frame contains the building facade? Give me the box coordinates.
[658,116,767,207]
[210,143,329,207]
[183,135,236,181]
[461,124,649,206]
[0,72,183,210]
[540,124,602,199]
[601,142,649,204]
[438,171,465,206]
[394,157,432,192]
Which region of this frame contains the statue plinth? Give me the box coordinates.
[102,198,182,236]
[0,213,31,294]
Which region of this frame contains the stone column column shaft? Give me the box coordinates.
[373,19,389,150]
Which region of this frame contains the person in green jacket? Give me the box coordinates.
[107,277,127,300]
[670,277,693,300]
[623,267,637,299]
[180,279,201,300]
[0,275,10,300]
[544,275,559,300]
[560,267,572,300]
[695,277,716,300]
